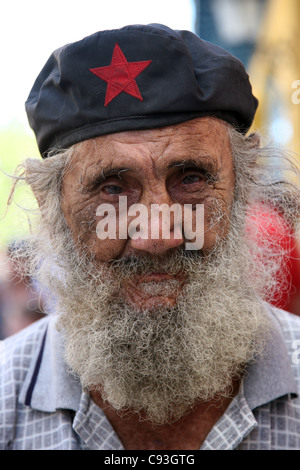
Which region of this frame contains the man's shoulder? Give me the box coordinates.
[0,316,50,390]
[266,305,300,381]
[268,305,300,339]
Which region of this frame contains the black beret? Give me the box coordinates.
[25,23,258,158]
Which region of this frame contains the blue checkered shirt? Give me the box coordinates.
[1,304,300,450]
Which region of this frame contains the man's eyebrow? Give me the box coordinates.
[95,166,131,182]
[167,158,220,180]
[81,166,131,191]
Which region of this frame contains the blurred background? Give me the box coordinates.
[0,0,299,337]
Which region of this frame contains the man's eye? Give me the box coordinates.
[182,174,201,184]
[104,185,124,194]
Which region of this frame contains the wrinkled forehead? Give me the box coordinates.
[67,117,233,177]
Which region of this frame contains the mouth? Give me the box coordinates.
[121,272,185,311]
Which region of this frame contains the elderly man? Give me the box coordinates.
[1,24,300,451]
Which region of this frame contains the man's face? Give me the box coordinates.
[61,117,235,311]
[48,117,267,423]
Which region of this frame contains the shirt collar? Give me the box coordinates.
[243,303,298,410]
[19,304,298,414]
[19,314,82,412]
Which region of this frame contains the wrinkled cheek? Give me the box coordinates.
[71,211,128,262]
[201,198,232,251]
[84,234,128,262]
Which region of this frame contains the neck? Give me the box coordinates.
[90,379,240,450]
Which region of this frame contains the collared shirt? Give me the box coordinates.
[1,304,300,450]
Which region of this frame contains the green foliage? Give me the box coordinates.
[0,120,40,247]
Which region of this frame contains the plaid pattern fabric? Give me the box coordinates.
[1,306,300,450]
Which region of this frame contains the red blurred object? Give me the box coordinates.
[246,203,300,315]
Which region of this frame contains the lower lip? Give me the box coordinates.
[136,273,177,283]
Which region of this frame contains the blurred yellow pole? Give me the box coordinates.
[248,0,300,153]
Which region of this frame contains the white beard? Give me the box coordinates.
[54,226,269,425]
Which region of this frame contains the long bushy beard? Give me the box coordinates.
[51,217,269,425]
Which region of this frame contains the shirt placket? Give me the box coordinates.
[72,392,124,450]
[200,387,258,450]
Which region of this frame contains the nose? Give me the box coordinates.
[127,197,185,256]
[130,231,184,256]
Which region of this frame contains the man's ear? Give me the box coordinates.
[31,187,46,211]
[244,132,261,168]
[245,132,261,149]
[25,174,46,211]
[24,156,60,212]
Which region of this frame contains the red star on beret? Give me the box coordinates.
[89,43,152,106]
